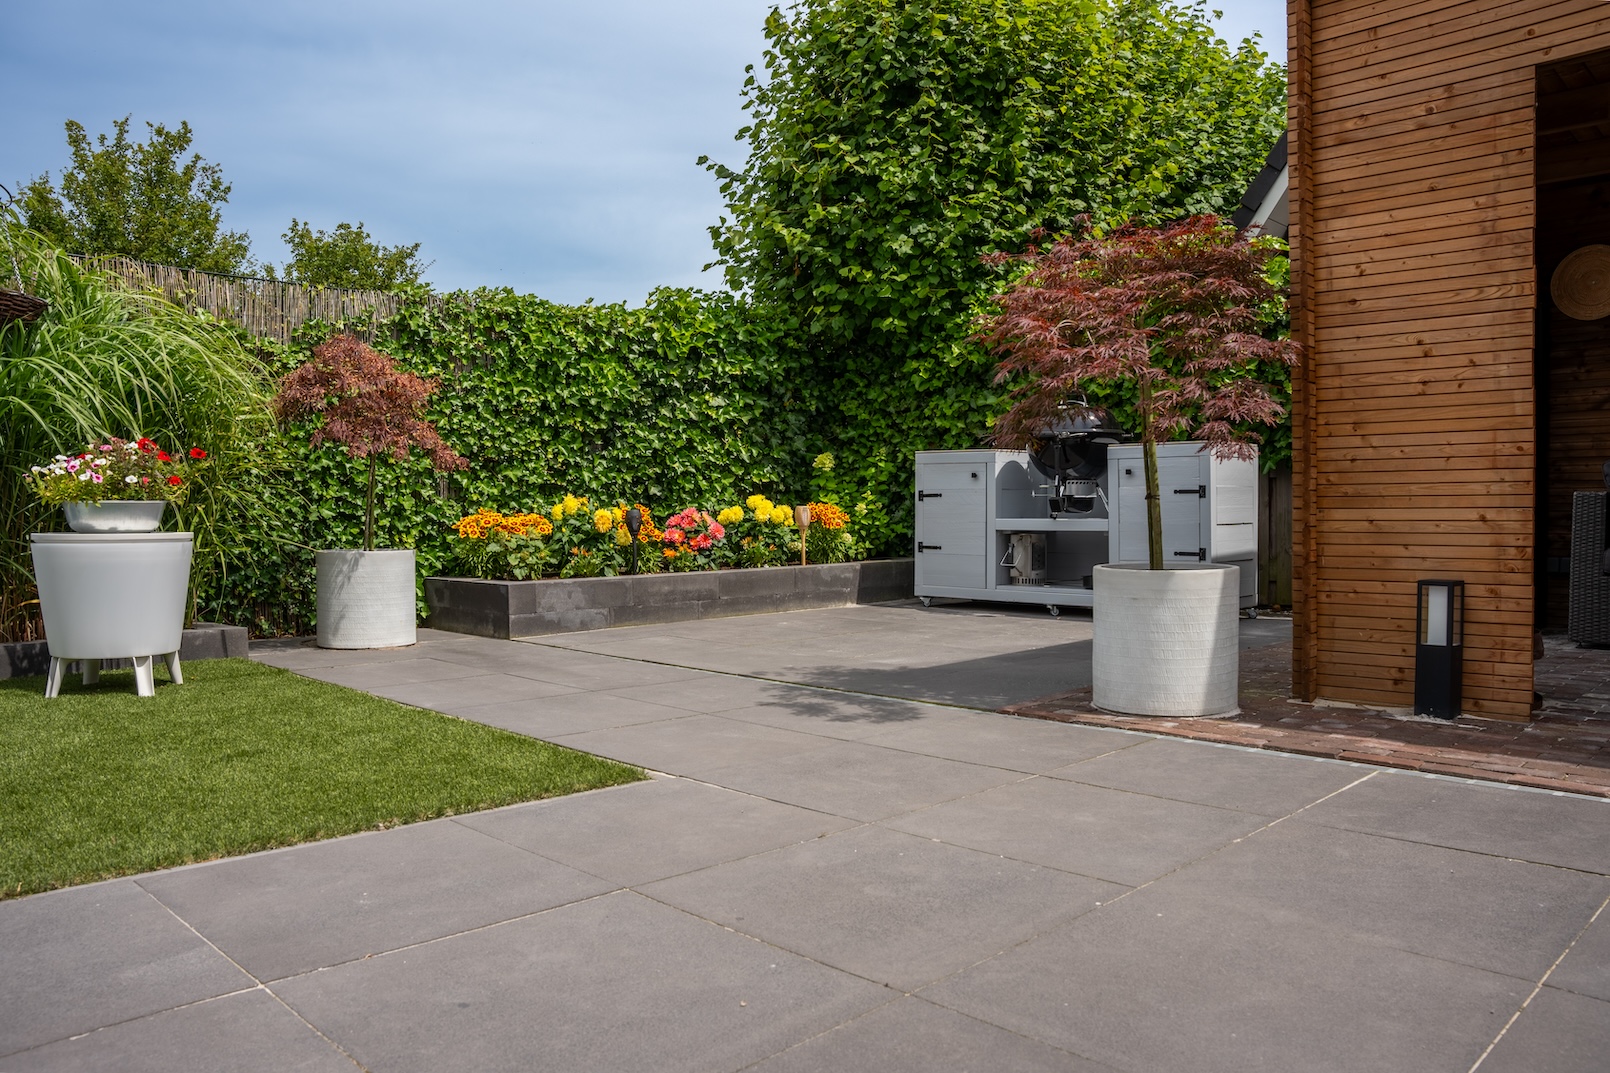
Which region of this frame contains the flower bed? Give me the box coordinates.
[424,559,914,639]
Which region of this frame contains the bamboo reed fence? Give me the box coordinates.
[69,255,425,344]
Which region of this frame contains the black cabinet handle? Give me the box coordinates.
[1172,485,1206,498]
[917,542,943,552]
[918,490,943,501]
[1173,548,1207,560]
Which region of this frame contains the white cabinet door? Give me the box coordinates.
[1159,455,1205,563]
[914,463,987,590]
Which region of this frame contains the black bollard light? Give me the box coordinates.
[625,506,642,575]
[1414,579,1464,719]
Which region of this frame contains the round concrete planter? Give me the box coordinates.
[1092,562,1240,717]
[30,532,193,658]
[63,500,167,533]
[316,549,417,649]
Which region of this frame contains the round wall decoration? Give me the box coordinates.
[1551,244,1610,321]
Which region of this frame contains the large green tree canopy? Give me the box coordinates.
[16,117,252,274]
[704,0,1286,355]
[265,219,429,290]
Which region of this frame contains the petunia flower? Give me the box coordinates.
[189,448,207,459]
[167,475,182,486]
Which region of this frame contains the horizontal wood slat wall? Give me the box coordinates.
[1291,0,1610,721]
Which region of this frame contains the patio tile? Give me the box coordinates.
[272,891,889,1073]
[366,671,588,712]
[698,739,1026,821]
[1,987,354,1072]
[640,825,1122,992]
[860,710,1144,773]
[452,690,694,739]
[297,656,487,690]
[1549,906,1610,1002]
[603,672,815,714]
[1478,987,1610,1073]
[0,880,253,1057]
[459,777,857,887]
[1165,820,1610,978]
[1046,736,1374,815]
[249,641,424,672]
[885,776,1267,886]
[717,692,967,742]
[137,818,613,982]
[747,996,1115,1073]
[1296,770,1610,873]
[549,714,835,777]
[923,883,1528,1073]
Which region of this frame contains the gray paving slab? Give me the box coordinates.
[699,738,1027,821]
[1047,736,1373,815]
[0,880,253,1057]
[296,655,487,690]
[923,882,1529,1073]
[137,817,614,982]
[1296,770,1610,874]
[365,670,588,712]
[272,890,890,1073]
[886,775,1269,886]
[641,825,1123,992]
[747,996,1116,1073]
[601,671,816,713]
[250,640,425,672]
[458,777,857,887]
[0,987,355,1072]
[859,709,1144,773]
[1162,819,1610,978]
[714,692,963,742]
[451,690,695,739]
[1478,987,1610,1073]
[551,713,836,777]
[1549,903,1610,1002]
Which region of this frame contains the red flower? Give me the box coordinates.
[189,448,207,460]
[137,438,156,453]
[166,475,182,486]
[157,451,172,462]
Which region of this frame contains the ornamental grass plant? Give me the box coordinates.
[0,223,276,642]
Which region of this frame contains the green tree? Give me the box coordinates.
[265,219,428,290]
[17,117,252,273]
[701,0,1286,551]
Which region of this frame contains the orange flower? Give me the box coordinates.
[807,502,849,529]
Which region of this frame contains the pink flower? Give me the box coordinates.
[91,472,104,484]
[65,460,80,473]
[690,534,713,551]
[708,522,725,540]
[665,529,685,546]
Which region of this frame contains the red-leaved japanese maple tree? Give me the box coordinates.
[980,215,1300,570]
[275,333,467,551]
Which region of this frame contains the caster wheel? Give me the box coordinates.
[1046,605,1061,618]
[920,596,932,607]
[1247,607,1259,619]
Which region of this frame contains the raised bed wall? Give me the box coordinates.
[425,558,915,639]
[0,622,250,681]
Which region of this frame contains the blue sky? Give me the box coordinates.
[1,1,1285,305]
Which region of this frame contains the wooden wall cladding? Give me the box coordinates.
[1291,1,1610,720]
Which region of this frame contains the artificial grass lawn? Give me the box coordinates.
[0,658,645,898]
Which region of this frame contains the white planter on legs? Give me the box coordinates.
[316,549,417,649]
[1092,562,1240,717]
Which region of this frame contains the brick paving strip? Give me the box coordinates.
[1004,634,1610,799]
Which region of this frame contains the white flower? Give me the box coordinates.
[54,454,67,461]
[77,472,91,481]
[125,475,139,484]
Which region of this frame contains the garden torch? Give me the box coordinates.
[625,507,642,575]
[795,504,811,566]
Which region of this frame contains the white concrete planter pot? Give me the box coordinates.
[316,549,417,649]
[31,531,194,697]
[63,500,167,533]
[1092,562,1240,717]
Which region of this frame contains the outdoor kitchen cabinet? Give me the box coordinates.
[914,443,1258,613]
[1106,442,1259,610]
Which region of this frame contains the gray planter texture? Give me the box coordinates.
[426,558,915,639]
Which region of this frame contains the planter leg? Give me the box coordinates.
[82,659,101,686]
[45,657,65,699]
[163,651,183,685]
[132,656,156,697]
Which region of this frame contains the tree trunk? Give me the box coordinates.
[1140,384,1163,570]
[364,456,377,552]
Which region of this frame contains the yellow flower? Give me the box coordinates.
[593,509,614,533]
[612,505,625,522]
[563,494,583,514]
[717,505,744,526]
[614,526,631,546]
[550,504,564,522]
[770,505,792,526]
[752,498,774,518]
[745,494,765,511]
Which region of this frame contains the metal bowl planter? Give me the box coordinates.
[1092,562,1240,717]
[30,531,194,697]
[63,500,168,533]
[316,549,417,649]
